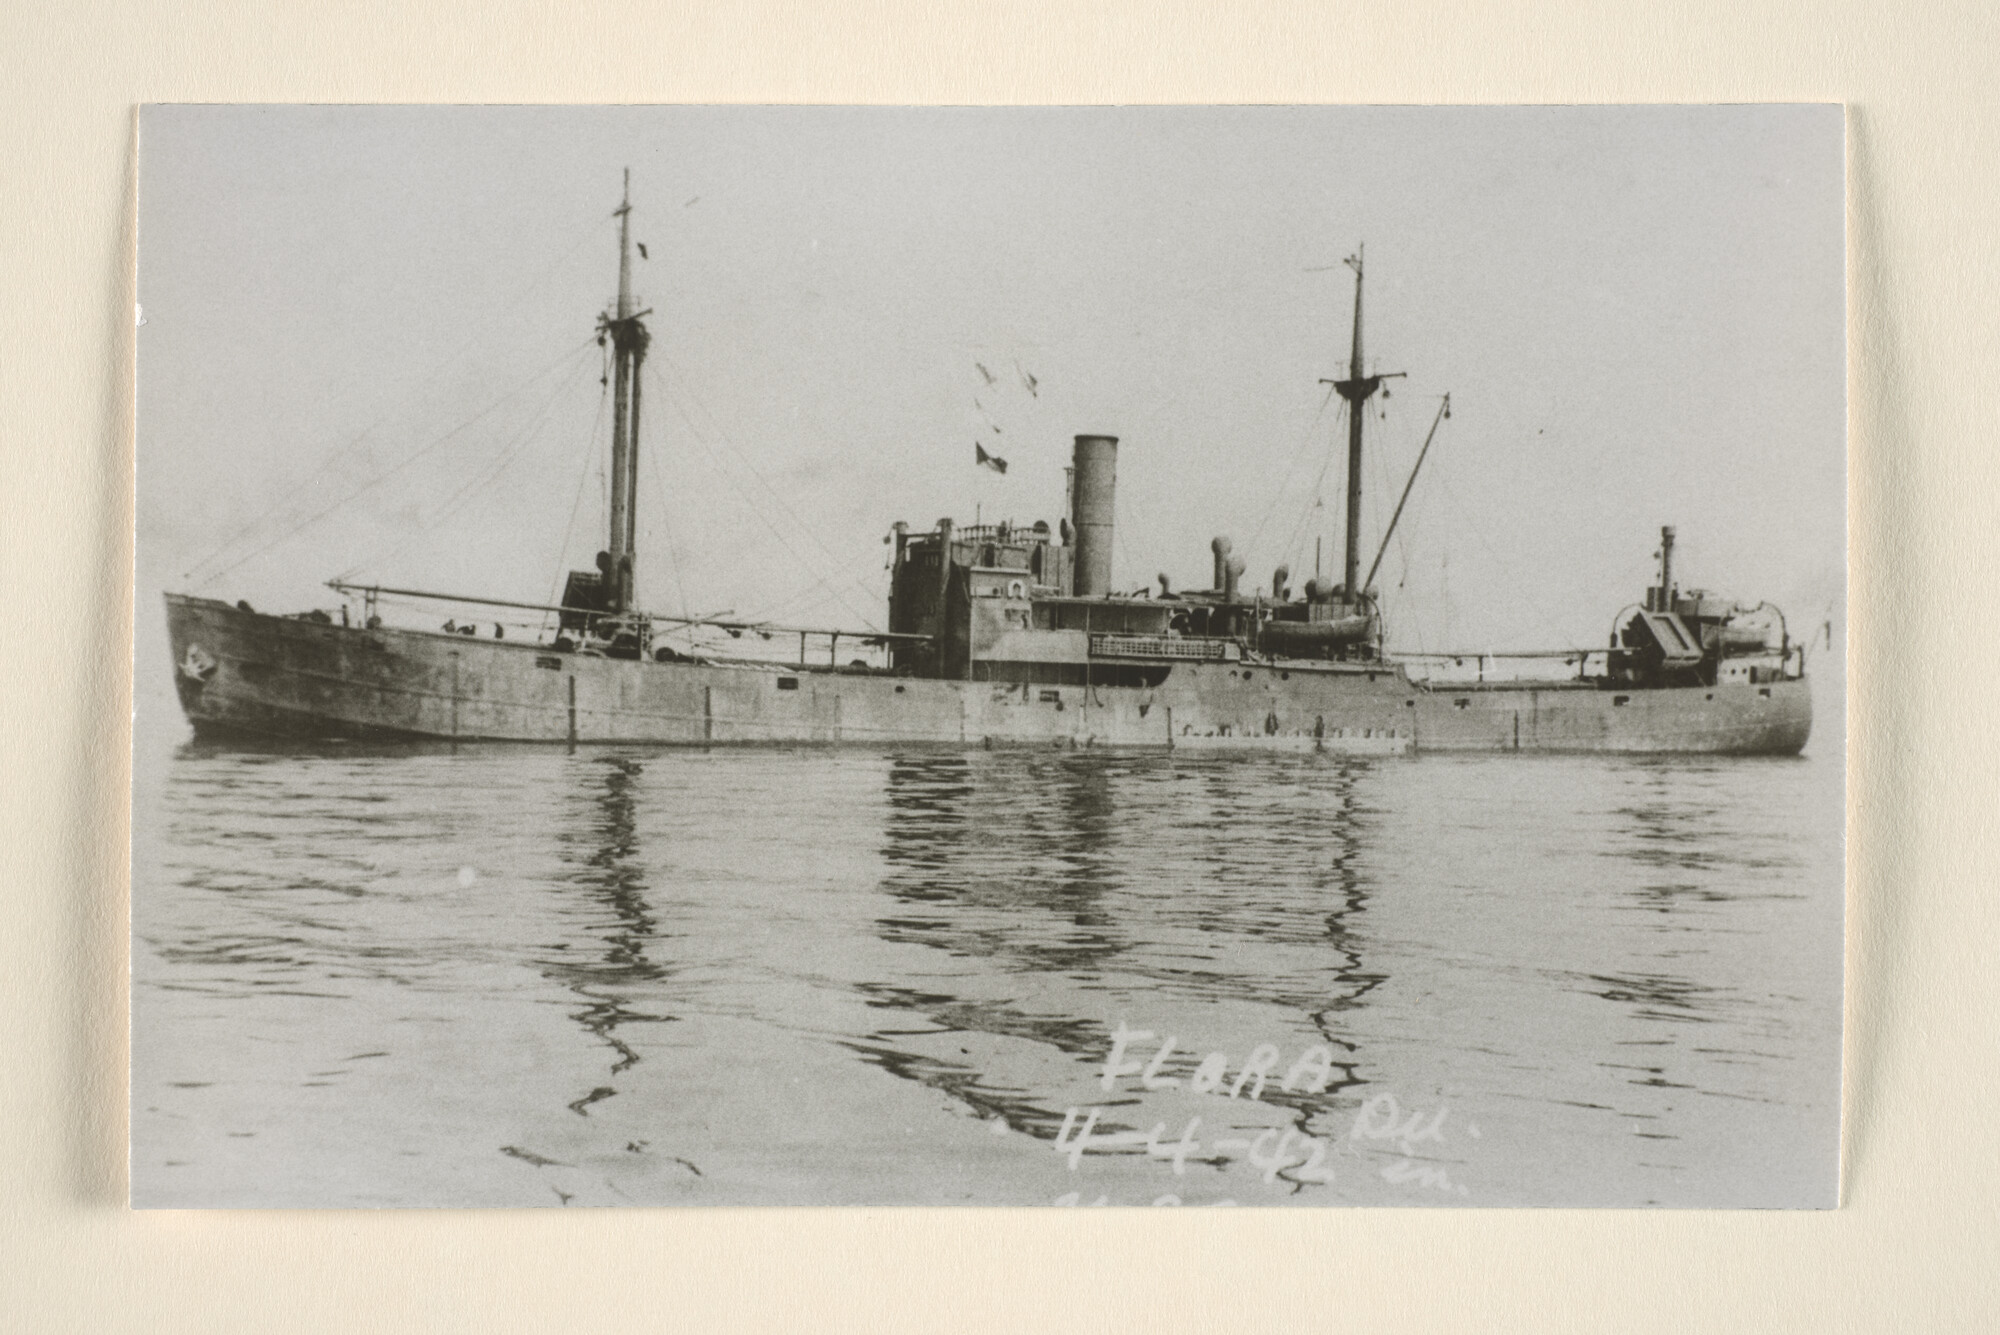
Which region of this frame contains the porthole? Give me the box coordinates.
[777,677,800,691]
[1613,694,1630,706]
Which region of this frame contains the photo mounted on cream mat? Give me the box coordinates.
[132,104,1844,1207]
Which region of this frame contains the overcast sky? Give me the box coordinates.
[137,105,1843,662]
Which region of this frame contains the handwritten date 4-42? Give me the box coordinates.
[1053,1109,1338,1183]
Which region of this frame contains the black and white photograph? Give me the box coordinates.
[132,104,1844,1207]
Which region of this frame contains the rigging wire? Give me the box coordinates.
[1390,401,1430,651]
[650,359,884,630]
[652,356,888,604]
[541,381,613,636]
[658,391,882,631]
[737,578,856,623]
[652,359,888,603]
[1364,391,1394,575]
[337,354,596,581]
[1275,398,1350,579]
[1392,495,1421,653]
[1361,393,1407,643]
[190,336,601,586]
[641,405,694,634]
[182,213,614,583]
[1245,382,1337,561]
[328,356,587,580]
[1427,467,1578,648]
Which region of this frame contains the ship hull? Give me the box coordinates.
[163,594,1810,755]
[1407,676,1811,755]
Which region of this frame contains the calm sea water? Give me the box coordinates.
[131,697,1843,1208]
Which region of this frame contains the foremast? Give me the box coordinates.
[599,168,651,614]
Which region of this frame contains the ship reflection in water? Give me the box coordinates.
[857,753,1387,1171]
[131,737,1842,1207]
[542,756,673,1118]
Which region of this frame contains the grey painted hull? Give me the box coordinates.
[164,594,1812,755]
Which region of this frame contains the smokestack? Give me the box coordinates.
[1211,535,1233,590]
[934,517,954,624]
[1658,525,1676,610]
[1071,435,1119,597]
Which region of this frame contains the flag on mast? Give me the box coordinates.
[975,443,1008,474]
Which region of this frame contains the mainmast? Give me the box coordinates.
[1323,245,1402,599]
[600,169,651,614]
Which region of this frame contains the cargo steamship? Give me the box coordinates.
[165,178,1812,755]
